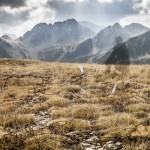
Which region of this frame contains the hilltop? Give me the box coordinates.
[0,59,150,149]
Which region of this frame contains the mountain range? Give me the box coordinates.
[0,19,150,64]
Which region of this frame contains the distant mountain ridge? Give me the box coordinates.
[92,30,150,64]
[47,23,132,63]
[19,19,95,50]
[124,23,149,37]
[0,19,150,64]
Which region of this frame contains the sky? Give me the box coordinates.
[0,0,150,37]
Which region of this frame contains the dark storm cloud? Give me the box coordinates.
[0,10,30,25]
[47,0,139,25]
[47,0,76,18]
[0,0,26,8]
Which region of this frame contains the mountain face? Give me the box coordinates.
[0,20,150,64]
[38,23,132,63]
[0,37,30,59]
[93,23,132,51]
[79,21,105,33]
[124,23,149,37]
[126,30,150,63]
[0,38,12,58]
[19,19,95,50]
[37,38,94,63]
[92,30,150,64]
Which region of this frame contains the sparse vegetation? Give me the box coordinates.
[0,58,150,149]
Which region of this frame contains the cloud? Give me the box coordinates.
[47,0,75,19]
[120,14,150,27]
[0,0,27,8]
[0,9,30,25]
[98,0,113,3]
[47,0,138,25]
[0,0,150,37]
[0,0,54,36]
[120,0,150,28]
[133,0,150,14]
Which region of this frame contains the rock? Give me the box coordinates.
[107,144,114,148]
[85,148,93,150]
[115,142,121,146]
[86,138,93,143]
[90,131,98,136]
[86,136,99,142]
[106,141,113,144]
[32,126,39,130]
[39,111,45,116]
[81,142,92,148]
[66,131,80,136]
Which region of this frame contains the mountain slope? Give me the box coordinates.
[0,36,30,59]
[19,19,95,50]
[93,23,132,51]
[0,38,12,58]
[124,23,149,37]
[93,30,150,64]
[37,23,132,63]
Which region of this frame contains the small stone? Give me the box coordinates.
[85,148,93,150]
[91,145,97,149]
[115,142,121,146]
[106,143,114,148]
[81,142,92,147]
[66,131,80,136]
[106,141,113,144]
[90,131,97,135]
[97,143,101,146]
[39,111,45,116]
[86,136,99,143]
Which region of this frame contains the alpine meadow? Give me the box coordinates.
[0,0,150,149]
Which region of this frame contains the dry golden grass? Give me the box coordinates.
[95,113,139,129]
[0,114,35,128]
[0,58,149,149]
[126,103,150,113]
[48,118,90,133]
[50,104,113,120]
[95,113,141,138]
[24,133,69,150]
[46,95,70,107]
[0,104,16,114]
[17,103,49,114]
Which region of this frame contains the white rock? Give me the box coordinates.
[85,148,93,150]
[115,142,121,146]
[81,142,92,147]
[106,141,113,144]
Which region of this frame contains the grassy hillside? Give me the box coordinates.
[0,58,150,150]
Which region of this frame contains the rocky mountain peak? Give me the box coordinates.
[112,23,124,32]
[1,35,12,40]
